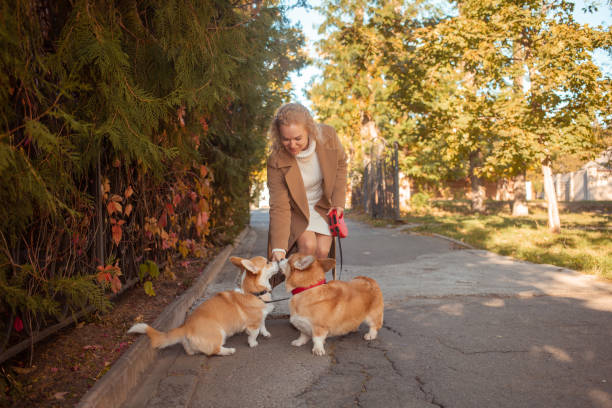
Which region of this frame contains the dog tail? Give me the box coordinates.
[128,323,186,349]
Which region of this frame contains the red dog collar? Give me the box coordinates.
[291,279,326,295]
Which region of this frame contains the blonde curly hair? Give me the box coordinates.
[268,103,319,152]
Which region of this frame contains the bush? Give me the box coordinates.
[0,0,304,358]
[411,192,431,210]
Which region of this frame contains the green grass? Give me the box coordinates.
[348,205,612,280]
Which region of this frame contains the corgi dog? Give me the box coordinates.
[279,253,384,356]
[127,256,277,356]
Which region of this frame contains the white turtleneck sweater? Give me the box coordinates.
[295,139,330,236]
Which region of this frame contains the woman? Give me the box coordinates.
[266,103,347,271]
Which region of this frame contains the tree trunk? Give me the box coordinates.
[512,172,529,216]
[392,142,400,220]
[542,162,561,233]
[361,114,379,168]
[469,151,486,212]
[470,177,486,213]
[399,171,411,212]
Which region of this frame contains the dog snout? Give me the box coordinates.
[268,261,280,273]
[278,259,289,275]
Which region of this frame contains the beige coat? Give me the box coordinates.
[267,124,347,259]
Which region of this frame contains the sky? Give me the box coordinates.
[286,0,612,108]
[286,0,324,108]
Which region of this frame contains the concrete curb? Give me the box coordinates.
[430,232,476,250]
[77,227,249,408]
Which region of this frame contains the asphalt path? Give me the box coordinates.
[122,209,612,408]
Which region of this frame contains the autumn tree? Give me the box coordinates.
[395,0,610,224]
[310,0,609,229]
[310,0,439,203]
[310,0,385,168]
[452,0,611,230]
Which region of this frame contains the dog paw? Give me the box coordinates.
[292,333,309,347]
[364,331,378,341]
[261,329,271,338]
[312,345,326,356]
[218,347,236,356]
[248,340,259,348]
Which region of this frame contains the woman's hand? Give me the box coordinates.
[328,207,344,217]
[271,250,286,262]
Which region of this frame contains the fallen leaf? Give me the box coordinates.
[12,365,36,375]
[178,243,189,258]
[124,186,134,198]
[50,367,59,373]
[115,342,130,353]
[144,281,156,297]
[54,392,68,400]
[83,344,102,351]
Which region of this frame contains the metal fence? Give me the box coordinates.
[354,140,400,219]
[553,167,612,201]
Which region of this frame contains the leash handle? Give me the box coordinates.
[328,209,348,238]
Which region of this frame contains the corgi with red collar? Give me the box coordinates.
[128,256,277,356]
[279,253,384,356]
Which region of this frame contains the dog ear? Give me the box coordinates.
[318,258,335,272]
[294,255,315,270]
[240,259,259,274]
[230,257,244,268]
